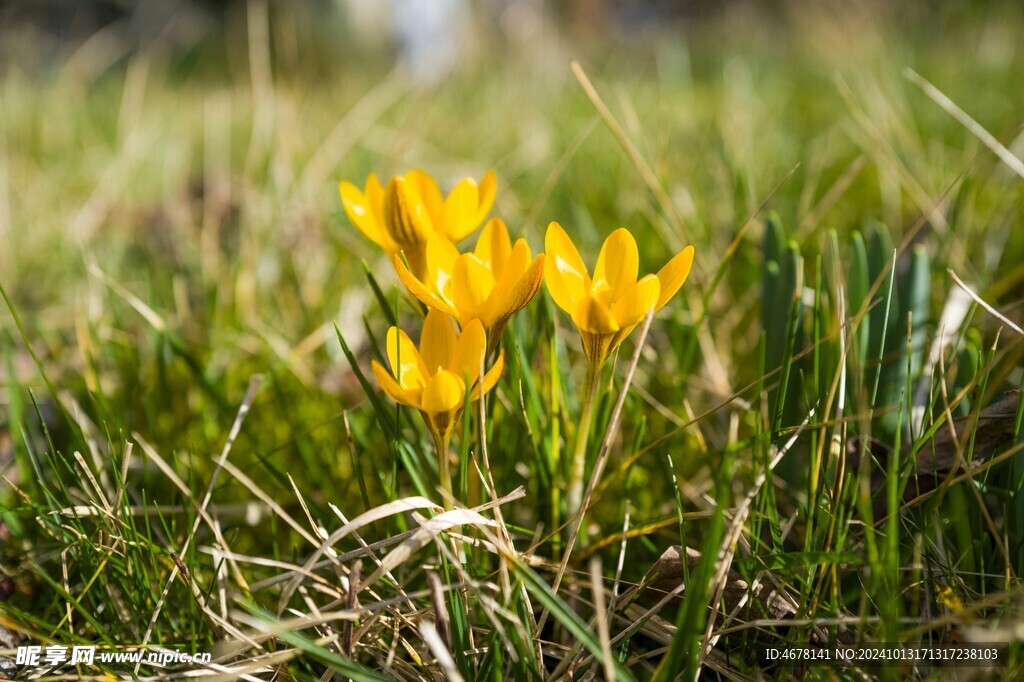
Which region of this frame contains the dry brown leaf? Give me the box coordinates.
[625,545,797,631]
[847,391,1021,510]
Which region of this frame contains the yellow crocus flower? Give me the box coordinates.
[371,310,504,504]
[545,221,695,518]
[339,169,497,280]
[544,222,694,367]
[393,218,545,347]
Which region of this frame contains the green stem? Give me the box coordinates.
[567,360,602,519]
[435,430,454,511]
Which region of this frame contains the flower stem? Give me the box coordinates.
[434,431,454,511]
[567,360,602,520]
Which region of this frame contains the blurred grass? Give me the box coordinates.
[2,1,1024,678]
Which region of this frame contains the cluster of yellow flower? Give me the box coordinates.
[340,169,694,506]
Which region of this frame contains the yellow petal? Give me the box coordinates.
[407,169,443,219]
[394,255,459,317]
[572,295,619,335]
[338,180,367,218]
[372,360,421,408]
[612,274,661,328]
[365,173,387,236]
[339,180,396,251]
[451,253,495,319]
[474,218,512,274]
[441,178,481,242]
[397,244,430,282]
[593,228,639,305]
[386,327,427,390]
[384,176,434,246]
[483,238,528,315]
[544,222,591,314]
[421,369,466,415]
[450,319,487,380]
[655,245,695,310]
[472,349,504,399]
[426,232,460,297]
[486,248,544,325]
[420,310,458,373]
[474,170,497,227]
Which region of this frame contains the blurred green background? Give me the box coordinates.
[3,0,1024,541]
[3,0,1022,460]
